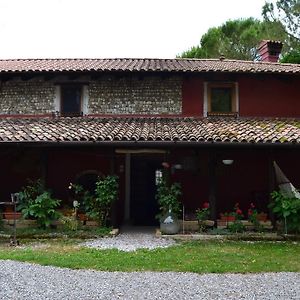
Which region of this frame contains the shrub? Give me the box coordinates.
[68,182,93,213]
[18,180,61,229]
[270,190,300,234]
[86,175,119,226]
[61,215,80,231]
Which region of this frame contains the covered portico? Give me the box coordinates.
[0,116,299,226]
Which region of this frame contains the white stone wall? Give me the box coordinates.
[0,75,183,115]
[0,80,55,114]
[88,76,182,114]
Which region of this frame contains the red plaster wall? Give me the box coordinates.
[0,149,41,201]
[239,76,300,117]
[169,148,300,218]
[182,78,204,116]
[181,74,300,118]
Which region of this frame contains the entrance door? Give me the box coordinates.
[130,155,161,225]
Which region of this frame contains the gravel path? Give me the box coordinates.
[82,232,176,251]
[0,260,299,299]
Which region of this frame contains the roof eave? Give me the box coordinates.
[0,140,299,148]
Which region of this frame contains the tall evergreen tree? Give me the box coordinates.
[180,18,287,60]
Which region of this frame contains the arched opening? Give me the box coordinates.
[75,170,102,195]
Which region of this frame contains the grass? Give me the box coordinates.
[0,239,299,273]
[0,226,111,239]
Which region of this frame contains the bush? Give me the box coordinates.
[61,215,80,231]
[18,180,61,229]
[86,175,119,226]
[270,190,300,234]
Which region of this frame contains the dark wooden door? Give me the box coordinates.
[130,155,161,225]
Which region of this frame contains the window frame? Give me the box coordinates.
[205,82,238,117]
[60,84,83,117]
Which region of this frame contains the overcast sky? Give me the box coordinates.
[0,0,266,59]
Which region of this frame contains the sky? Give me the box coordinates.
[0,0,267,59]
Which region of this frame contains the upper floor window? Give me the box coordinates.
[205,82,238,116]
[60,85,82,116]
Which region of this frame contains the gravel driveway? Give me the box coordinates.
[0,260,299,300]
[82,232,176,251]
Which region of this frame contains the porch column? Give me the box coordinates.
[268,152,276,227]
[110,148,117,226]
[208,152,217,221]
[40,149,48,188]
[110,148,115,175]
[124,153,131,222]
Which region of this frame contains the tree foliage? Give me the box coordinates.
[263,0,300,63]
[180,18,287,60]
[263,0,300,42]
[281,48,300,62]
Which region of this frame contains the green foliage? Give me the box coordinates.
[156,178,182,218]
[21,192,61,229]
[263,0,300,42]
[270,190,300,233]
[18,179,44,212]
[86,175,119,226]
[228,221,246,233]
[68,182,93,212]
[196,203,211,232]
[196,207,210,222]
[18,179,61,229]
[61,216,80,231]
[248,203,264,232]
[180,18,287,60]
[226,203,246,233]
[281,48,300,63]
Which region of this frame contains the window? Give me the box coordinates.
[60,85,82,116]
[206,83,238,116]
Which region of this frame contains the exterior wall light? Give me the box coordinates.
[173,164,182,170]
[222,159,234,165]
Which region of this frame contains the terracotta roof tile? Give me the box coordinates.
[0,58,300,75]
[0,117,299,145]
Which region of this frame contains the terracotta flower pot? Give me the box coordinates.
[3,212,22,220]
[257,213,268,222]
[77,213,87,221]
[220,215,235,222]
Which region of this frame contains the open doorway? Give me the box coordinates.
[130,155,162,225]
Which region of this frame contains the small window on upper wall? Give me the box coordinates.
[60,85,82,116]
[207,83,237,116]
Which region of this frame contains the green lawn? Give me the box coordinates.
[0,239,299,273]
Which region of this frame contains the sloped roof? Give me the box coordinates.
[0,117,299,145]
[0,58,300,75]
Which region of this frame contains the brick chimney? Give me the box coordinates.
[257,40,283,62]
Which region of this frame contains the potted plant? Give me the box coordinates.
[196,202,212,232]
[156,178,182,234]
[18,179,61,228]
[248,202,265,231]
[68,182,92,222]
[220,212,236,222]
[227,203,245,233]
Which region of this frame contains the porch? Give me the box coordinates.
[1,143,299,227]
